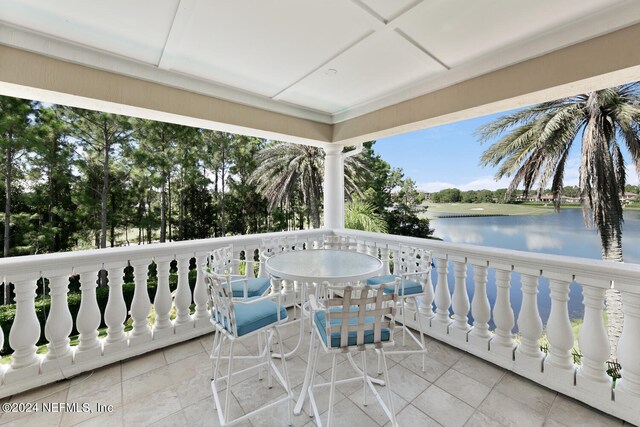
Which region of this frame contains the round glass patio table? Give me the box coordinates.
[265,249,384,415]
[265,249,383,283]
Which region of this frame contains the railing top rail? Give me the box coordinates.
[0,229,329,277]
[335,229,640,290]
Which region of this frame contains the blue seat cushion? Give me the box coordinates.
[365,275,423,296]
[314,308,390,348]
[229,299,287,336]
[230,277,271,298]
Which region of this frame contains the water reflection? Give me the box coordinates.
[430,209,640,323]
[525,234,563,250]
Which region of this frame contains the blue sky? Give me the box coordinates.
[375,111,639,192]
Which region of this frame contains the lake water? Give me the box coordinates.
[428,208,640,324]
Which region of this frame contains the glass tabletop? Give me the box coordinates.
[265,249,383,283]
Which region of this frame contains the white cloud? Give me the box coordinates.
[417,176,512,192]
[417,161,637,193]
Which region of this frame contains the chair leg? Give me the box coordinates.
[377,349,383,375]
[380,351,398,427]
[210,331,220,381]
[257,331,264,381]
[265,330,273,389]
[274,326,293,427]
[224,340,235,419]
[414,296,428,372]
[307,334,322,418]
[327,354,338,427]
[401,298,407,347]
[361,351,368,406]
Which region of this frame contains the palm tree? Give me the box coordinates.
[250,142,367,228]
[478,83,640,358]
[345,198,388,233]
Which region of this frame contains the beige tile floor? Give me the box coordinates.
[0,320,634,427]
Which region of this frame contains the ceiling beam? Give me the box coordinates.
[332,22,640,145]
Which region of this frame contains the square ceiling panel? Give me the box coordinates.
[0,0,179,65]
[164,0,378,99]
[277,30,446,114]
[396,0,625,68]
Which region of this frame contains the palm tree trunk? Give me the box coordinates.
[599,211,624,360]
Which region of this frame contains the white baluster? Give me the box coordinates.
[390,248,399,275]
[42,272,73,372]
[129,260,152,345]
[490,268,515,362]
[103,264,127,353]
[418,271,435,319]
[469,263,491,344]
[5,275,41,383]
[615,289,640,397]
[380,247,391,275]
[451,259,470,335]
[576,286,610,384]
[153,258,173,339]
[544,277,575,379]
[174,256,193,331]
[515,273,544,359]
[74,268,102,362]
[193,252,210,328]
[433,257,451,333]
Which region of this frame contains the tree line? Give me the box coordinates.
[0,96,432,258]
[429,185,640,204]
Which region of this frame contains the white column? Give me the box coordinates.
[174,256,193,331]
[153,258,173,339]
[74,268,102,362]
[129,260,152,345]
[5,275,41,383]
[103,264,127,353]
[468,263,491,345]
[323,145,344,229]
[193,252,210,328]
[42,272,73,372]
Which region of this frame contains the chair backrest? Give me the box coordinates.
[322,283,397,350]
[394,245,432,280]
[261,236,298,258]
[204,269,238,337]
[210,245,234,275]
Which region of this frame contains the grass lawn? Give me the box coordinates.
[423,202,554,216]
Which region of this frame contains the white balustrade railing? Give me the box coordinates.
[334,229,640,425]
[0,227,638,424]
[0,229,328,397]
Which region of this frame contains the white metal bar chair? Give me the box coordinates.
[307,282,399,427]
[366,245,432,371]
[210,245,271,299]
[205,269,293,427]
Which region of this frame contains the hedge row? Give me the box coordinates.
[0,269,197,356]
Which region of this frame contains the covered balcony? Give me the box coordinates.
[1,1,640,426]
